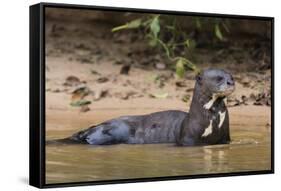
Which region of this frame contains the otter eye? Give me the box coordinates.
[216,76,223,82]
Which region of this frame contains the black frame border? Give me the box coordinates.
[29,2,274,189]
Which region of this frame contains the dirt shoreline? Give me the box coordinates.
[45,19,271,137]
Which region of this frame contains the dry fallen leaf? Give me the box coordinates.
[93,89,108,101]
[70,100,91,107]
[253,91,271,106]
[182,94,190,102]
[80,105,90,112]
[71,86,91,102]
[91,70,101,75]
[115,91,138,100]
[175,81,187,88]
[149,92,169,99]
[63,75,81,86]
[97,77,109,83]
[120,64,131,75]
[185,88,194,92]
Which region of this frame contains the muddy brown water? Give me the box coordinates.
[45,107,271,184]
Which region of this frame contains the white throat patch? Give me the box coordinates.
[202,120,213,137]
[203,95,218,110]
[218,111,226,128]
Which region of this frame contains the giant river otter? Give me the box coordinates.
[50,68,235,146]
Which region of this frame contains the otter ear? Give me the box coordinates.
[196,73,202,85]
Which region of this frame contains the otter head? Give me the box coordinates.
[196,69,235,98]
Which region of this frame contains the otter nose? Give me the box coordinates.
[227,80,234,86]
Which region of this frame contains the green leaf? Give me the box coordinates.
[150,16,160,38]
[148,38,158,47]
[112,19,142,32]
[165,25,175,30]
[126,19,142,28]
[176,58,185,78]
[195,18,202,29]
[70,100,91,107]
[189,40,196,49]
[222,22,230,33]
[184,59,197,71]
[182,95,190,102]
[156,38,170,58]
[175,57,198,77]
[215,24,224,41]
[185,39,190,48]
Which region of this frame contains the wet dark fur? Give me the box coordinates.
[48,69,234,146]
[177,82,230,146]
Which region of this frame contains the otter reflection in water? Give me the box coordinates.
[49,68,235,146]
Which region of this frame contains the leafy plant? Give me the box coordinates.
[195,17,230,41]
[175,57,199,78]
[111,19,142,32]
[215,24,224,41]
[112,15,229,78]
